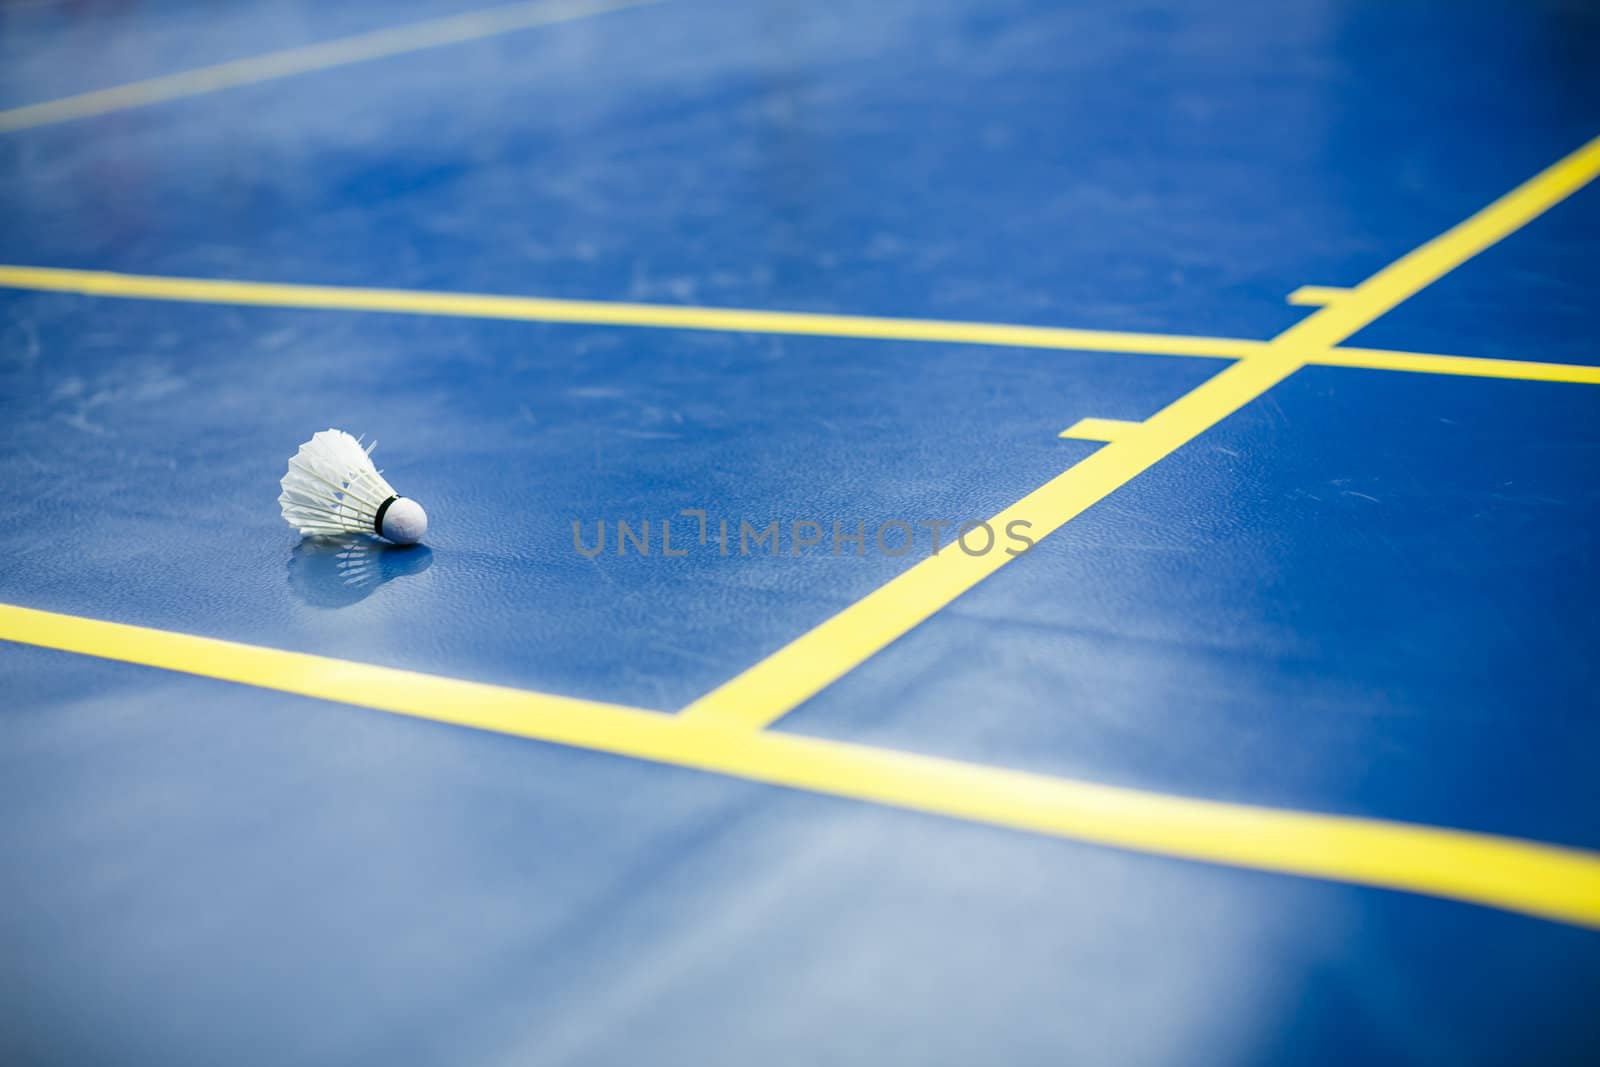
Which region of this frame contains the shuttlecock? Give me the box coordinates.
[278,429,428,544]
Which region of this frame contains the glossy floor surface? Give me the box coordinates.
[2,2,1599,1064]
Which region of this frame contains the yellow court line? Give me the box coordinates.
[1,264,1597,384]
[679,133,1600,731]
[1059,417,1143,441]
[3,602,1598,929]
[1320,346,1600,384]
[0,0,660,134]
[0,265,1259,361]
[1311,134,1600,353]
[1287,285,1352,306]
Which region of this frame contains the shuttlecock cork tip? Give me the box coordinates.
[378,496,428,545]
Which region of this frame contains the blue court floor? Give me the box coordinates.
[2,2,1599,1064]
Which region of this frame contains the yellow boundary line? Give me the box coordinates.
[4,602,1598,929]
[681,133,1600,730]
[0,0,660,133]
[1,264,1596,383]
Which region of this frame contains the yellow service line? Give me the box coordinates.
[0,265,1259,361]
[1319,346,1600,385]
[1,264,1597,382]
[3,602,1598,929]
[0,0,660,134]
[680,133,1600,730]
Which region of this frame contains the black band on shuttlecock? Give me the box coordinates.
[373,495,400,536]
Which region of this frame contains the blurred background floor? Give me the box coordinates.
[1,1,1598,1064]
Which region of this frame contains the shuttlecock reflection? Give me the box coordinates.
[288,536,433,608]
